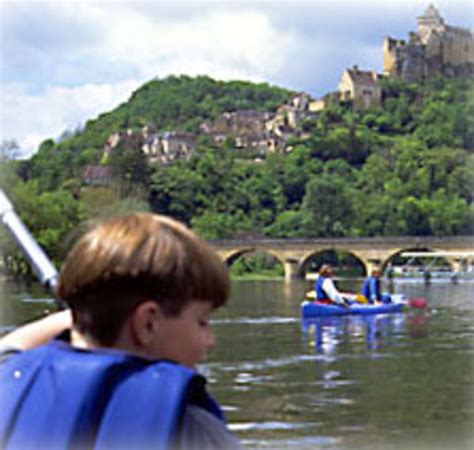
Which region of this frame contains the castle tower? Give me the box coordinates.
[384,4,474,81]
[383,37,400,76]
[417,4,445,43]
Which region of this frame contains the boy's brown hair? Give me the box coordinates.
[57,213,229,345]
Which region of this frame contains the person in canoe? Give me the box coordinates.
[313,264,350,307]
[361,267,382,304]
[361,267,391,304]
[0,213,242,450]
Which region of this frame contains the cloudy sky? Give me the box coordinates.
[1,0,472,157]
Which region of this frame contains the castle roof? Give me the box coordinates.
[345,67,378,86]
[422,4,441,20]
[418,3,444,28]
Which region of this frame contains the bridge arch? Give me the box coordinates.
[211,236,474,282]
[220,247,286,275]
[383,247,455,272]
[300,249,368,278]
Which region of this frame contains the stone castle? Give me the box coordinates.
[337,4,474,110]
[383,4,474,82]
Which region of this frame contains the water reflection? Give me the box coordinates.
[301,311,430,354]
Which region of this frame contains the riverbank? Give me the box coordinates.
[231,273,284,281]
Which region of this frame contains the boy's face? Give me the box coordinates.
[152,300,216,368]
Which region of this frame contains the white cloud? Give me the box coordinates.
[1,0,473,156]
[86,6,297,81]
[1,80,140,156]
[1,4,299,154]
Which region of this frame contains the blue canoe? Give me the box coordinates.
[301,300,406,318]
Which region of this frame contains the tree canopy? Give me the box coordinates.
[1,75,473,276]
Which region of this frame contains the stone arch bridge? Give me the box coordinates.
[210,236,474,282]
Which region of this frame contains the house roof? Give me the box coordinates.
[345,67,378,86]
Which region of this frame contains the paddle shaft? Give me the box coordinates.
[0,189,62,303]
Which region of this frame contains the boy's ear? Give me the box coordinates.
[130,301,161,347]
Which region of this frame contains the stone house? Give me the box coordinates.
[142,131,195,164]
[201,110,273,151]
[266,93,311,132]
[308,92,340,112]
[338,66,382,110]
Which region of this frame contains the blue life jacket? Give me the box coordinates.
[361,276,381,303]
[0,340,224,450]
[314,276,328,301]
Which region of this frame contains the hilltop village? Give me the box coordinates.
[81,3,474,183]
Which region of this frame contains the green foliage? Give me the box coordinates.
[0,179,86,277]
[229,253,284,279]
[2,75,473,279]
[302,173,355,237]
[23,75,293,194]
[80,186,150,220]
[192,211,253,240]
[108,138,150,197]
[264,210,308,238]
[127,75,291,131]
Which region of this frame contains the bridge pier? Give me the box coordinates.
[448,258,465,283]
[284,258,301,283]
[449,258,464,273]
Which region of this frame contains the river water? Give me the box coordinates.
[1,277,473,450]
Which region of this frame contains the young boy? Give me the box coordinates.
[0,213,241,450]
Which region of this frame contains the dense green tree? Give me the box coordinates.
[422,189,471,236]
[397,196,431,236]
[0,179,85,276]
[359,153,392,194]
[2,75,473,280]
[191,210,253,240]
[80,186,150,220]
[302,173,355,237]
[108,138,150,197]
[266,147,323,209]
[149,162,205,224]
[264,210,308,237]
[447,155,474,204]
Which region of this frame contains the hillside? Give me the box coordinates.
[1,74,473,274]
[24,75,293,191]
